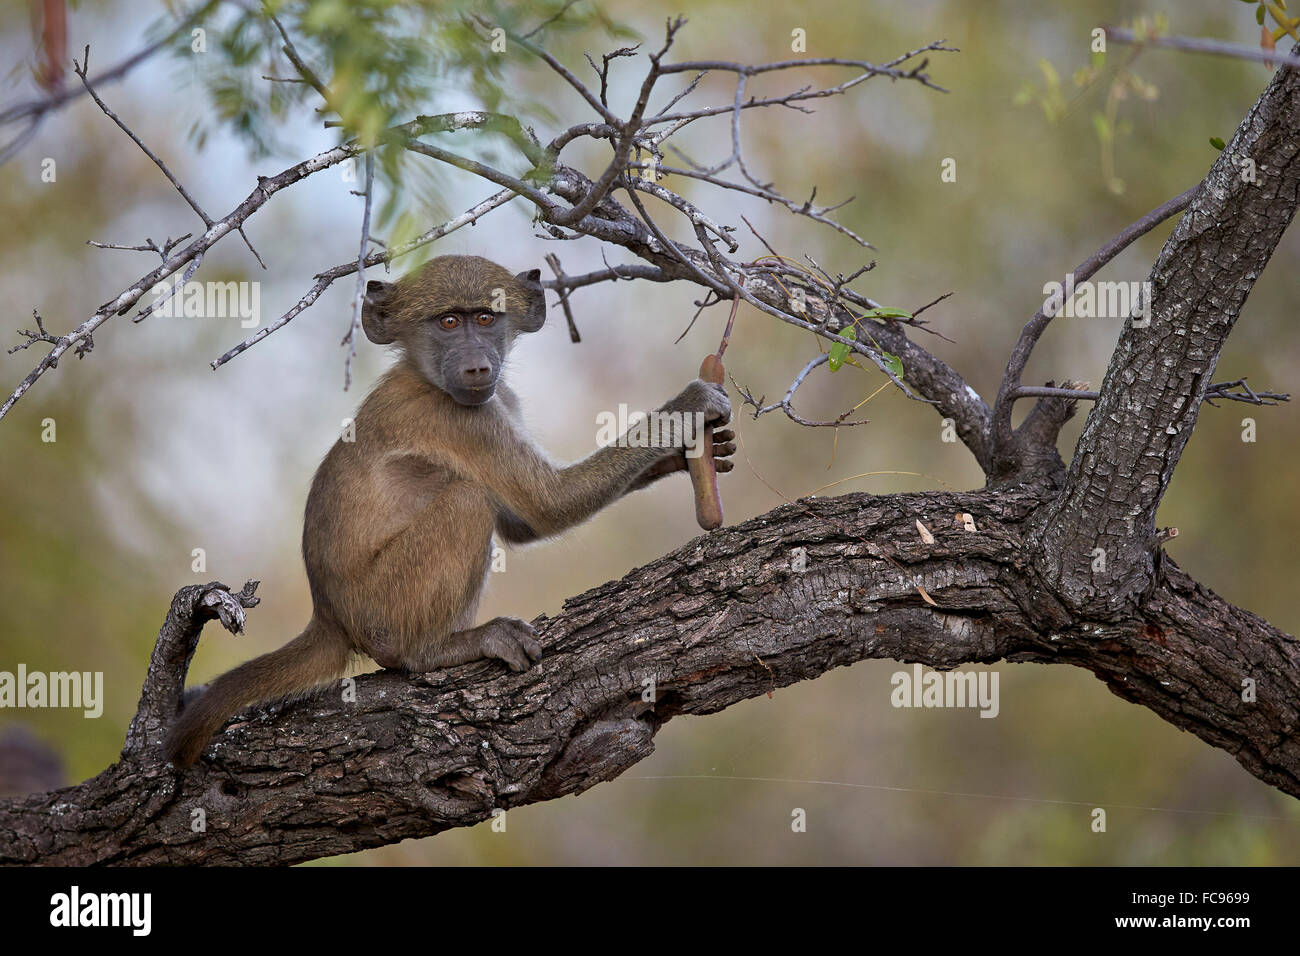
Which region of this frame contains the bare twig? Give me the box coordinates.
[87,234,191,260]
[134,252,204,323]
[544,253,581,343]
[73,48,209,225]
[7,311,60,354]
[734,354,872,428]
[523,0,584,41]
[1105,26,1300,70]
[991,184,1198,460]
[648,50,957,131]
[2,133,368,421]
[910,291,953,320]
[269,14,332,102]
[213,187,521,370]
[642,162,871,247]
[622,182,731,297]
[583,45,640,107]
[656,42,957,92]
[342,151,375,389]
[481,17,621,126]
[72,46,265,269]
[623,175,737,250]
[1011,378,1292,408]
[545,261,672,294]
[403,139,556,210]
[652,70,707,119]
[550,19,688,228]
[1202,378,1291,407]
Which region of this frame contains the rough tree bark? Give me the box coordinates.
[0,481,1295,865]
[0,42,1297,866]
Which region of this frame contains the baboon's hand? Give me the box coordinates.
[627,428,736,491]
[662,378,731,428]
[707,427,736,471]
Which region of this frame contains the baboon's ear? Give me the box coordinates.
[513,268,546,333]
[362,280,397,345]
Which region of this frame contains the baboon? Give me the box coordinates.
[164,254,733,766]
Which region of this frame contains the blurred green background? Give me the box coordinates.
[1,0,1297,863]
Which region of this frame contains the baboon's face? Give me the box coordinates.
[362,255,546,406]
[409,303,509,406]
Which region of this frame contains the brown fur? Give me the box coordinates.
[163,255,732,767]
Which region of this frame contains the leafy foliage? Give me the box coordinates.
[1013,16,1164,195]
[172,0,635,225]
[1015,4,1300,194]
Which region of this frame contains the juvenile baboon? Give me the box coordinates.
[164,254,733,766]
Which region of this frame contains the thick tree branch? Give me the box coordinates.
[1030,64,1300,615]
[2,485,1296,865]
[123,581,261,756]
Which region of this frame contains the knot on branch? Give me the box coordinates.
[989,380,1088,485]
[534,715,656,801]
[123,579,260,758]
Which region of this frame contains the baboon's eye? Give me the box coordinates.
[437,314,460,330]
[475,312,496,327]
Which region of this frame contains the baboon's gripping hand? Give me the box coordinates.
[628,429,736,490]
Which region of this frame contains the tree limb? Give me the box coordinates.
[2,484,1296,865]
[1030,62,1300,616]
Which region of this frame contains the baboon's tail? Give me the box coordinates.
[163,619,350,767]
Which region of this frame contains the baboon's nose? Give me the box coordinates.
[462,363,492,384]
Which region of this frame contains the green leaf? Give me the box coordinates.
[828,326,856,372]
[863,306,913,320]
[1091,111,1112,143]
[1210,136,1226,150]
[1258,4,1267,24]
[882,351,904,380]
